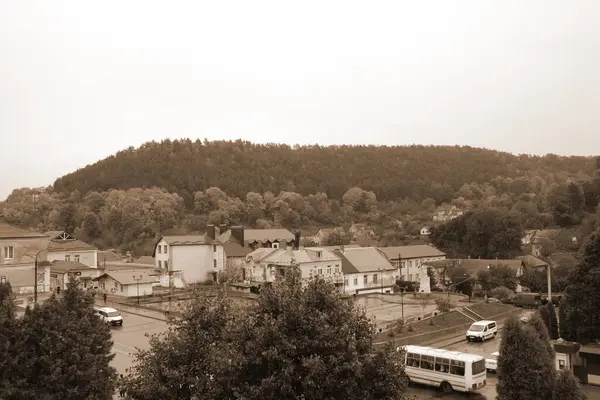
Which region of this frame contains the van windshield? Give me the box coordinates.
[469,324,484,332]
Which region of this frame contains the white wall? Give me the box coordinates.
[170,244,225,285]
[0,237,47,267]
[244,258,343,283]
[97,276,153,297]
[47,249,98,268]
[155,239,171,270]
[344,269,396,295]
[400,256,446,281]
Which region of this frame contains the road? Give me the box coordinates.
[406,333,600,399]
[110,310,168,375]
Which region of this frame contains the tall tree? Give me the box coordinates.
[553,369,587,400]
[121,266,410,400]
[496,315,555,400]
[8,278,116,399]
[539,301,559,340]
[561,228,600,344]
[0,282,19,396]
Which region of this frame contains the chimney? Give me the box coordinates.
[219,224,228,235]
[206,224,215,240]
[294,230,301,250]
[231,226,244,246]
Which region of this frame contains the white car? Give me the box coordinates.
[485,351,499,372]
[94,307,123,327]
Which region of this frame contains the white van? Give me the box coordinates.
[94,306,123,327]
[466,320,497,342]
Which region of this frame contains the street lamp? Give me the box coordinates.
[133,275,142,305]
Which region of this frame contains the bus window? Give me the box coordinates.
[421,355,435,370]
[472,359,486,375]
[407,353,420,368]
[435,357,450,373]
[450,360,465,376]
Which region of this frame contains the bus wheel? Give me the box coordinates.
[440,381,453,393]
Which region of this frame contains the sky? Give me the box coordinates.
[1,1,600,199]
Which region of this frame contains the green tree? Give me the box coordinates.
[496,315,555,400]
[0,282,19,395]
[561,228,600,344]
[477,265,518,291]
[553,369,587,400]
[8,278,116,399]
[122,267,410,399]
[80,211,102,240]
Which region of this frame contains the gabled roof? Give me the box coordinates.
[98,250,122,263]
[330,249,359,274]
[517,255,548,268]
[93,271,159,285]
[222,242,252,258]
[246,247,341,265]
[241,229,295,243]
[133,256,155,265]
[547,252,578,267]
[0,221,46,239]
[44,231,67,240]
[378,245,445,260]
[46,239,97,252]
[454,259,524,274]
[533,229,561,242]
[50,260,92,274]
[337,247,395,273]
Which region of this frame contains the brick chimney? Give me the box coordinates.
[294,230,301,250]
[219,224,228,236]
[206,224,215,240]
[231,226,244,246]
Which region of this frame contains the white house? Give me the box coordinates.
[93,270,158,298]
[44,231,98,268]
[243,247,343,286]
[152,234,225,288]
[332,247,397,295]
[0,218,50,294]
[378,245,446,283]
[49,260,100,291]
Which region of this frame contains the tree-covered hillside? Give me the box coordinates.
[53,139,597,203]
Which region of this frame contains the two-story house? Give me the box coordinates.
[378,245,446,283]
[243,246,342,286]
[44,231,98,268]
[214,225,299,281]
[152,234,225,288]
[49,260,99,291]
[331,246,396,295]
[0,217,50,294]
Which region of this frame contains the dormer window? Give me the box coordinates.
[317,251,322,258]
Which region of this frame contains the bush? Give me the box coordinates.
[490,286,514,302]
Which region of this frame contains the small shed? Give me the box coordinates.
[93,270,158,298]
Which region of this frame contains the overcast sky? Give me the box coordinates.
[1,1,599,199]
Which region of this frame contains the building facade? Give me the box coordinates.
[333,247,397,295]
[44,231,98,268]
[378,245,446,283]
[93,271,158,297]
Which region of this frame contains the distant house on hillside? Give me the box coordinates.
[420,226,431,236]
[432,205,463,224]
[314,228,334,245]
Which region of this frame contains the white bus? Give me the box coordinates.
[399,345,487,393]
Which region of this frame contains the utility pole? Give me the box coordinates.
[133,275,142,305]
[33,248,46,304]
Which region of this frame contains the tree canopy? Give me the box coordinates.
[121,266,410,400]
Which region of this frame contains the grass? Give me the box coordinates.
[467,302,514,318]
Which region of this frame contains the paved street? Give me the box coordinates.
[406,333,600,399]
[110,310,168,375]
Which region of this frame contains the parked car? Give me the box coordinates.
[466,320,498,342]
[512,293,542,308]
[94,306,123,327]
[486,297,502,304]
[485,352,499,372]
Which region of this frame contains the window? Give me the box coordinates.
[363,275,368,285]
[559,359,566,370]
[471,359,486,375]
[213,259,217,268]
[65,255,71,261]
[163,245,168,254]
[420,355,434,370]
[335,265,339,273]
[450,360,465,376]
[270,269,275,276]
[373,274,378,284]
[164,261,169,270]
[435,357,450,373]
[3,246,14,259]
[489,322,496,329]
[406,353,420,368]
[353,277,358,286]
[272,242,279,249]
[344,278,348,287]
[316,251,322,258]
[408,274,413,281]
[120,284,123,292]
[158,246,162,254]
[213,245,217,252]
[318,268,323,275]
[327,267,331,274]
[415,274,419,281]
[158,261,162,268]
[74,255,80,263]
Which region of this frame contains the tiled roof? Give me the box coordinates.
[318,244,361,250]
[133,256,155,265]
[339,247,395,273]
[517,255,548,268]
[94,271,159,285]
[46,239,97,252]
[330,249,359,274]
[98,251,122,263]
[162,234,212,245]
[0,266,37,288]
[223,242,252,258]
[0,221,46,239]
[246,247,341,265]
[455,259,523,274]
[533,229,561,241]
[50,260,92,274]
[378,245,446,260]
[241,229,295,243]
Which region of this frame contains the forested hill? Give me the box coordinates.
[53,139,596,202]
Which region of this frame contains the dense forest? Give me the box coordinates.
[1,140,600,256]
